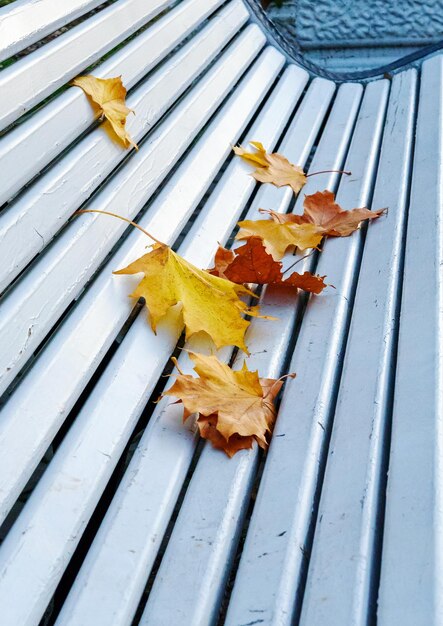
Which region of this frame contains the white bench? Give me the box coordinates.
[0,1,441,625]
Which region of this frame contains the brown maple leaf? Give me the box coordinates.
[197,415,256,458]
[263,190,386,237]
[233,141,307,194]
[208,237,327,294]
[164,352,294,456]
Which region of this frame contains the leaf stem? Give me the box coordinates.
[264,372,296,398]
[171,356,185,376]
[282,250,315,274]
[74,209,166,246]
[306,169,351,178]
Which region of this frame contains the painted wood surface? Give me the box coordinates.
[0,0,106,62]
[0,0,441,624]
[378,55,443,626]
[0,0,248,292]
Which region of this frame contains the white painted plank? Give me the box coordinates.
[0,0,174,131]
[141,292,302,626]
[186,75,336,251]
[0,44,283,528]
[0,0,248,293]
[299,69,417,626]
[378,56,443,626]
[249,77,334,215]
[0,0,105,61]
[225,79,390,626]
[0,312,186,626]
[141,83,363,626]
[0,28,267,397]
[0,0,226,206]
[57,75,336,626]
[0,55,289,626]
[55,69,307,626]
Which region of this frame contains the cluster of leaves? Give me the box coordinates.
[164,352,294,457]
[209,237,327,293]
[74,76,385,457]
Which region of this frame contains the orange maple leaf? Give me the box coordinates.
[208,237,327,294]
[263,190,386,237]
[164,352,294,457]
[197,375,285,457]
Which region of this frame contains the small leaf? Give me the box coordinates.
[233,141,307,193]
[164,352,294,457]
[236,219,323,260]
[72,75,138,150]
[209,237,327,294]
[263,190,386,237]
[233,141,269,167]
[197,415,256,457]
[283,270,327,293]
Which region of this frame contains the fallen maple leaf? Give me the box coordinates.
[164,352,294,457]
[263,190,386,237]
[197,415,256,457]
[72,75,138,149]
[233,141,306,193]
[233,141,269,167]
[114,244,267,353]
[236,218,323,260]
[74,209,270,353]
[209,237,327,294]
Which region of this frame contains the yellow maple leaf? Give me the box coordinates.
[236,218,323,260]
[233,141,269,167]
[71,75,138,150]
[233,141,307,193]
[114,244,266,353]
[74,208,274,353]
[164,352,294,456]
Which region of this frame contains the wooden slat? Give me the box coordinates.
[224,79,390,626]
[378,55,443,626]
[0,0,226,206]
[0,1,438,622]
[299,69,417,626]
[56,73,335,626]
[55,64,308,626]
[0,51,287,626]
[0,39,277,528]
[140,82,361,626]
[173,77,335,270]
[0,26,266,397]
[142,293,300,626]
[0,0,175,131]
[0,0,248,293]
[0,0,106,62]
